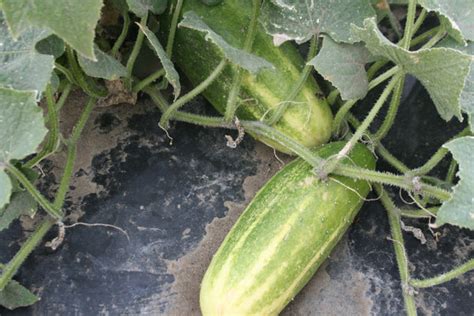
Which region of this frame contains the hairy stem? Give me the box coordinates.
[377,184,417,316]
[327,74,402,174]
[132,69,165,93]
[5,165,62,219]
[54,97,96,209]
[159,60,227,129]
[126,14,147,85]
[0,218,56,291]
[111,12,130,57]
[66,48,107,98]
[165,0,184,58]
[410,259,474,288]
[374,75,405,141]
[224,0,261,122]
[401,0,418,50]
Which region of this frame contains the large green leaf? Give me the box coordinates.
[178,11,273,73]
[126,0,167,17]
[260,0,376,45]
[418,0,474,42]
[437,137,474,230]
[138,23,181,100]
[0,88,47,208]
[0,17,53,94]
[308,36,374,100]
[352,18,472,121]
[0,280,39,310]
[78,45,127,81]
[1,0,103,59]
[0,191,37,231]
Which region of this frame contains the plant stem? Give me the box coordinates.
[400,207,439,219]
[25,85,61,168]
[145,87,232,128]
[376,184,418,316]
[374,75,405,141]
[55,83,72,112]
[327,74,401,174]
[420,28,447,49]
[224,0,261,122]
[411,127,471,175]
[0,218,56,291]
[54,97,96,209]
[333,66,399,134]
[132,69,165,93]
[5,165,62,219]
[445,159,458,183]
[66,48,107,98]
[376,142,410,173]
[411,9,427,37]
[410,259,474,288]
[111,12,130,57]
[267,35,319,125]
[54,63,78,85]
[126,14,147,86]
[159,60,227,128]
[165,0,183,58]
[401,0,418,50]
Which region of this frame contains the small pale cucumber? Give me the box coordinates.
[200,142,376,315]
[163,0,333,153]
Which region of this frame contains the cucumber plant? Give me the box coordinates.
[0,0,473,314]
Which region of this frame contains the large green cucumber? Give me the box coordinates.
[200,142,376,315]
[162,0,333,153]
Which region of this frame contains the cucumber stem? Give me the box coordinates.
[445,159,458,184]
[224,0,261,122]
[165,0,184,58]
[376,184,418,316]
[410,259,474,288]
[401,0,418,50]
[132,69,165,93]
[159,60,227,129]
[374,75,405,141]
[126,14,147,87]
[111,11,130,58]
[326,74,402,175]
[0,218,56,291]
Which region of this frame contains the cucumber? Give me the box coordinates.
[162,0,333,153]
[200,142,376,315]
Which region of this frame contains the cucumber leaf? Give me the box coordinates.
[126,0,168,17]
[137,23,181,100]
[0,88,47,209]
[0,17,54,95]
[35,34,65,58]
[0,280,39,310]
[438,39,474,132]
[352,18,472,121]
[418,0,474,43]
[437,137,474,230]
[1,0,103,60]
[260,0,376,45]
[0,191,37,231]
[178,11,273,73]
[78,45,127,81]
[308,36,374,100]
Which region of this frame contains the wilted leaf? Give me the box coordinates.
[309,36,374,100]
[78,46,127,81]
[0,88,47,208]
[352,18,472,121]
[437,137,474,230]
[0,280,39,310]
[418,0,474,42]
[0,17,54,94]
[1,0,103,59]
[138,24,181,100]
[179,11,273,73]
[260,0,376,45]
[126,0,168,17]
[0,191,37,231]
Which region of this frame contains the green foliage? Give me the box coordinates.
[0,280,39,310]
[78,45,127,80]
